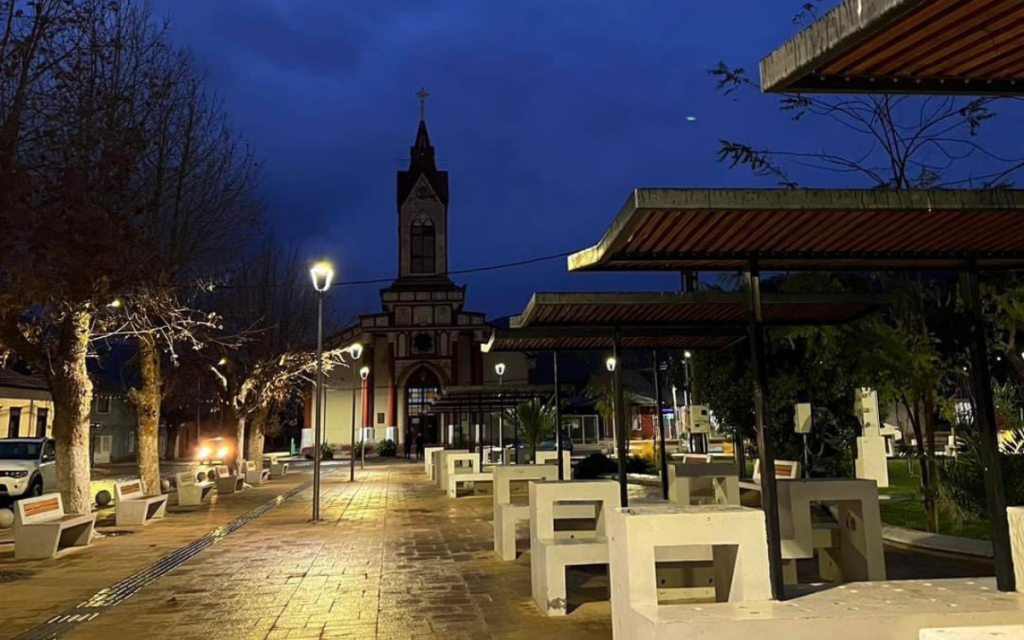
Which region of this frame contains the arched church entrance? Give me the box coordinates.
[405,366,441,446]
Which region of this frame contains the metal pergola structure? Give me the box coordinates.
[427,385,555,467]
[483,291,889,506]
[760,0,1024,95]
[568,187,1024,598]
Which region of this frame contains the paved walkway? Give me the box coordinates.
[0,463,995,640]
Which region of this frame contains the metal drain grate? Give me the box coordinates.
[98,530,136,538]
[12,478,315,640]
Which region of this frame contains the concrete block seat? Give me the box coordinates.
[244,459,270,485]
[14,493,96,560]
[535,450,572,479]
[530,479,621,616]
[424,446,445,479]
[608,503,773,639]
[433,449,468,488]
[738,459,800,495]
[611,578,1024,640]
[114,478,169,526]
[444,452,492,498]
[263,452,290,477]
[213,465,245,494]
[667,458,740,507]
[493,465,597,561]
[777,478,886,584]
[175,471,215,507]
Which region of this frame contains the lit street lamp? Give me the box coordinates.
[310,261,334,522]
[495,362,506,463]
[348,342,363,482]
[360,365,370,469]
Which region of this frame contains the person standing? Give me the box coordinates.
[404,432,412,459]
[415,432,425,460]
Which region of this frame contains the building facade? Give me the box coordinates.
[0,370,54,439]
[317,114,526,449]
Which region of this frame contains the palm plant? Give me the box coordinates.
[507,401,556,460]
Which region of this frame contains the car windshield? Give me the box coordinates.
[0,441,42,460]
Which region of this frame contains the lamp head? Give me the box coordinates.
[494,362,506,377]
[348,342,364,360]
[684,350,692,359]
[359,365,370,381]
[217,357,227,367]
[310,261,334,292]
[605,356,617,373]
[107,299,122,309]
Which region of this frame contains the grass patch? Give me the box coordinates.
[880,459,991,541]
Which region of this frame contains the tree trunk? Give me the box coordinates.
[130,336,162,496]
[49,308,94,514]
[922,390,940,533]
[234,413,246,470]
[247,407,268,462]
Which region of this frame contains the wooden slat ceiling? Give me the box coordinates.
[761,0,1024,95]
[515,293,884,327]
[568,189,1024,272]
[427,385,554,412]
[484,334,739,354]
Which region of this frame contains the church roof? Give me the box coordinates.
[397,118,449,208]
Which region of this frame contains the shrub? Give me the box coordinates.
[321,442,335,460]
[626,454,656,475]
[378,439,397,457]
[574,452,618,479]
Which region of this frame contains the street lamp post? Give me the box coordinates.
[359,366,370,469]
[348,343,363,482]
[495,362,506,464]
[309,261,334,523]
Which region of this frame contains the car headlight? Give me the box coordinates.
[216,447,229,459]
[197,447,211,460]
[0,470,29,478]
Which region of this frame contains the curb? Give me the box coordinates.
[881,524,993,559]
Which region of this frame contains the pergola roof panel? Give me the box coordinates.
[761,0,1024,95]
[568,188,1024,272]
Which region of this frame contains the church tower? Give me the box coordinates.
[395,90,450,283]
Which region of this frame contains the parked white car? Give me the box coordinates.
[0,438,57,499]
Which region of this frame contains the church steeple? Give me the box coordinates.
[395,89,450,282]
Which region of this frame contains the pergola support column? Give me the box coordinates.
[553,351,565,480]
[745,259,784,600]
[613,328,629,507]
[963,261,1016,593]
[653,349,669,500]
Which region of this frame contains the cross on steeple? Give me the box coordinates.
[416,87,430,120]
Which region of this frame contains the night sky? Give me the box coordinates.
[150,0,1024,324]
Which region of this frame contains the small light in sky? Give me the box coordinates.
[685,116,697,122]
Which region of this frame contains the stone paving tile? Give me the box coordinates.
[0,469,318,638]
[50,463,617,640]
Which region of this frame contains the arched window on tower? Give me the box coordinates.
[410,213,436,274]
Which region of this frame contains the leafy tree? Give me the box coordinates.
[507,401,555,459]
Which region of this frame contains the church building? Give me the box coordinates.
[316,106,527,450]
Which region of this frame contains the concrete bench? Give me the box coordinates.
[14,493,96,559]
[494,465,562,561]
[434,449,469,489]
[921,627,1024,639]
[536,450,572,479]
[424,446,445,479]
[667,460,740,507]
[213,465,245,494]
[175,471,215,507]
[777,478,886,584]
[608,504,773,638]
[444,452,492,498]
[115,479,169,526]
[244,459,270,485]
[530,479,620,616]
[263,452,290,477]
[738,459,800,494]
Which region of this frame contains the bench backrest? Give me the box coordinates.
[245,460,257,472]
[753,459,801,483]
[16,493,65,525]
[530,480,619,540]
[216,465,231,478]
[177,471,196,487]
[446,452,481,475]
[682,453,712,464]
[492,464,559,507]
[115,479,145,502]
